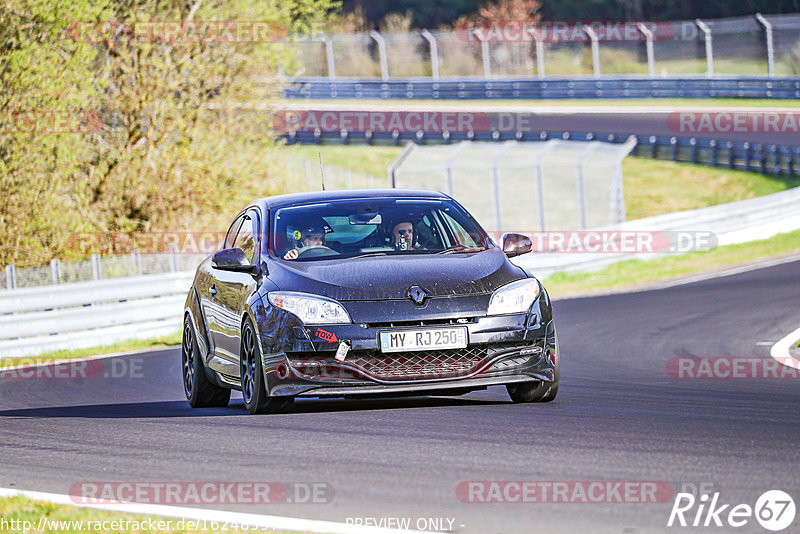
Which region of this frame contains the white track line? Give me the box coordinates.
[0,487,431,534]
[770,327,800,371]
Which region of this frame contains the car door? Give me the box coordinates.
[202,209,261,378]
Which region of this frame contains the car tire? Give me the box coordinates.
[182,316,231,408]
[506,334,560,403]
[240,317,293,415]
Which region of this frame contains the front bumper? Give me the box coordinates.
[254,304,557,397]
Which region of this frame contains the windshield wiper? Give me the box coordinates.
[350,251,389,258]
[437,246,486,254]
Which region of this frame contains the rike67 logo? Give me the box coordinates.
[668,490,795,531]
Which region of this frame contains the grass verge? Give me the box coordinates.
[621,157,800,219]
[0,495,306,534]
[2,332,182,366]
[283,143,401,178]
[543,229,800,297]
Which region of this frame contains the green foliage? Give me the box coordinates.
[1,0,337,267]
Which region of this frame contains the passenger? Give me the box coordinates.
[284,224,325,260]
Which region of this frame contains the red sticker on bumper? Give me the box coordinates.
[315,328,338,343]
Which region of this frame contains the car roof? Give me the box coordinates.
[256,189,450,210]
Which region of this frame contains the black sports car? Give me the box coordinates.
[182,189,559,414]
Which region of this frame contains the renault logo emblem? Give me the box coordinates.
[408,286,428,305]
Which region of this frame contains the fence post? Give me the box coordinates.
[369,30,389,80]
[387,141,417,187]
[695,19,714,77]
[50,259,61,285]
[637,23,656,77]
[304,159,313,190]
[576,142,601,229]
[710,139,718,167]
[726,141,735,169]
[5,265,16,290]
[169,244,179,272]
[91,254,102,280]
[445,142,470,196]
[479,35,492,79]
[532,29,545,79]
[323,35,336,79]
[583,24,601,78]
[420,30,439,80]
[533,140,559,231]
[614,136,638,224]
[755,13,775,78]
[490,141,517,230]
[743,142,751,171]
[133,249,142,276]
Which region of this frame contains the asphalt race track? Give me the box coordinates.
[2,259,799,533]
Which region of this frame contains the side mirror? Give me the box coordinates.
[212,247,257,274]
[502,233,532,258]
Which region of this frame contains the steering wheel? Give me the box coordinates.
[296,245,339,258]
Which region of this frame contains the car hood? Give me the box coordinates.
[266,250,526,301]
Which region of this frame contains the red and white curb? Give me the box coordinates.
[771,326,800,371]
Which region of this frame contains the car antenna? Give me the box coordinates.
[318,152,325,191]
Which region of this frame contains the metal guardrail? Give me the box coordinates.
[283,129,800,177]
[512,185,800,279]
[0,272,193,358]
[284,77,800,100]
[3,251,205,290]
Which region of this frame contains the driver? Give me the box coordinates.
[391,221,416,251]
[283,223,325,260]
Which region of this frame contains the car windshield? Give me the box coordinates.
[271,198,490,261]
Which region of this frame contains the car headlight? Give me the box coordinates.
[267,291,351,324]
[487,278,540,316]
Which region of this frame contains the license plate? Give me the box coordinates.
[378,327,468,353]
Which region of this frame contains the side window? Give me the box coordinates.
[439,210,480,248]
[224,215,244,249]
[415,213,443,250]
[234,213,257,264]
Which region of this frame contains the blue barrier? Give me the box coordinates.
[285,77,800,100]
[281,129,800,177]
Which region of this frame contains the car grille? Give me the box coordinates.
[287,342,539,382]
[346,346,487,380]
